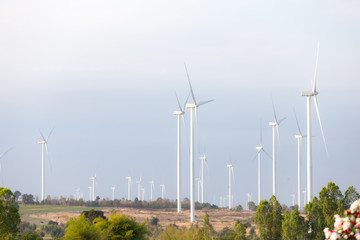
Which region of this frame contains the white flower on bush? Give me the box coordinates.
[324,228,332,239]
[343,217,351,231]
[330,232,340,240]
[334,214,342,230]
[355,232,360,240]
[351,200,360,213]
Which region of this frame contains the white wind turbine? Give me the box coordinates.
[254,121,271,204]
[227,163,235,209]
[125,176,131,201]
[38,128,54,202]
[196,177,201,202]
[184,64,213,222]
[173,93,186,213]
[141,188,145,201]
[89,173,96,201]
[301,44,328,203]
[269,102,286,197]
[136,177,142,200]
[111,186,115,201]
[160,184,165,199]
[294,110,305,211]
[88,186,92,201]
[199,154,207,204]
[148,179,154,202]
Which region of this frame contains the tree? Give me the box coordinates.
[233,221,247,240]
[0,187,21,239]
[281,209,306,240]
[81,209,106,224]
[202,212,215,240]
[14,191,21,201]
[255,195,282,240]
[95,212,149,240]
[247,201,257,211]
[64,214,100,240]
[22,194,35,204]
[341,186,360,210]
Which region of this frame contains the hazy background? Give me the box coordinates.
[0,0,359,208]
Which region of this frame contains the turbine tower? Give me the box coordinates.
[125,176,131,201]
[173,93,185,213]
[160,184,165,199]
[148,179,154,202]
[199,154,206,203]
[111,186,115,201]
[37,128,54,202]
[141,188,145,201]
[255,121,270,204]
[88,186,92,201]
[89,173,96,201]
[268,102,286,197]
[294,110,304,210]
[196,177,201,202]
[136,177,142,200]
[227,164,234,209]
[185,64,213,222]
[301,44,327,203]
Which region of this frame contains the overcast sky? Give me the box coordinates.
[0,0,359,209]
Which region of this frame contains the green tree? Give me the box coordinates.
[95,212,149,240]
[281,209,306,240]
[64,214,100,240]
[22,194,35,204]
[0,187,21,239]
[81,209,106,224]
[341,186,360,210]
[233,221,247,240]
[247,201,257,211]
[254,195,282,240]
[202,212,215,239]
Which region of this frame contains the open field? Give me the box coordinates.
[19,205,256,231]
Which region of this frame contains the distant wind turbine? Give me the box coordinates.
[148,179,154,202]
[89,173,96,201]
[88,186,92,201]
[227,163,235,209]
[294,109,305,211]
[125,176,131,201]
[136,177,142,200]
[301,43,328,203]
[173,92,186,213]
[160,184,165,199]
[141,188,145,201]
[196,177,201,202]
[111,186,115,201]
[269,102,286,197]
[254,121,271,204]
[185,63,213,222]
[199,154,206,204]
[38,128,54,201]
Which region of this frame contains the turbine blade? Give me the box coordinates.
[45,143,53,173]
[272,99,279,124]
[184,92,191,110]
[195,107,200,154]
[262,148,272,160]
[0,147,12,159]
[184,63,197,105]
[312,42,320,92]
[252,152,259,162]
[175,92,184,112]
[198,99,214,107]
[314,95,328,155]
[260,119,262,145]
[293,108,303,136]
[46,127,55,141]
[39,130,46,141]
[278,117,287,125]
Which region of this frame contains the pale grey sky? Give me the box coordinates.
[0,0,359,208]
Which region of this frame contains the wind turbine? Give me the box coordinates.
[269,102,286,197]
[301,44,328,203]
[173,93,186,213]
[227,163,234,209]
[141,188,145,201]
[294,110,305,210]
[136,177,142,200]
[303,190,307,209]
[255,121,271,204]
[111,186,115,201]
[88,186,92,201]
[160,184,165,199]
[89,173,96,201]
[37,128,54,201]
[196,177,201,202]
[199,154,206,204]
[148,179,154,202]
[125,176,131,201]
[184,63,213,222]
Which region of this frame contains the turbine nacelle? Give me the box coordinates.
[37,141,46,144]
[226,164,233,168]
[186,103,197,109]
[269,122,277,127]
[295,134,303,139]
[301,90,318,97]
[255,146,263,151]
[173,110,184,115]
